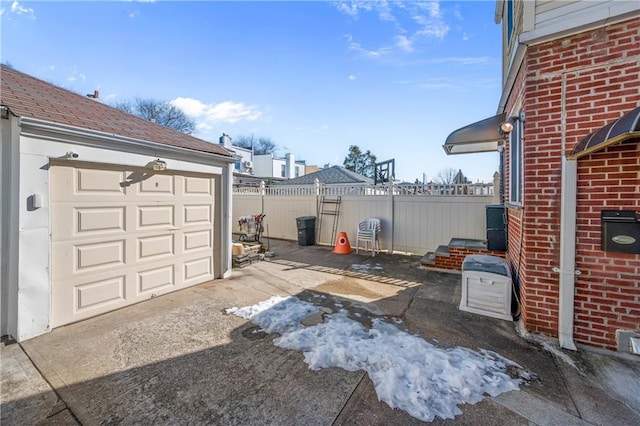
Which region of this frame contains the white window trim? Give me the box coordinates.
[509,117,523,205]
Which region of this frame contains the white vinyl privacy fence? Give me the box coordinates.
[233,180,499,255]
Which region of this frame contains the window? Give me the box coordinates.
[281,164,286,177]
[506,0,514,45]
[234,160,241,171]
[509,117,523,204]
[295,167,300,178]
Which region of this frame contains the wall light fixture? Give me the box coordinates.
[151,158,167,171]
[500,110,526,135]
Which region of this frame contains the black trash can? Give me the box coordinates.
[296,216,316,246]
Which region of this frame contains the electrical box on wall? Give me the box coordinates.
[601,210,640,254]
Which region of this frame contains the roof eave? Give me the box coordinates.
[18,116,235,164]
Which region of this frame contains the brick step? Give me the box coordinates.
[421,238,505,272]
[435,245,450,257]
[419,252,436,266]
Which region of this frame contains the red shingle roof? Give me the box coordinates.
[0,65,232,158]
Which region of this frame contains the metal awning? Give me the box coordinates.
[442,113,506,155]
[569,106,640,160]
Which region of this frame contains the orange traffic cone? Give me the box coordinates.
[333,231,352,254]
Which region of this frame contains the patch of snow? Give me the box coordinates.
[227,296,520,422]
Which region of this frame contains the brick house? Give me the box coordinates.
[444,1,639,354]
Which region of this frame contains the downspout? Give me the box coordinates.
[222,162,234,279]
[555,73,578,351]
[556,157,578,350]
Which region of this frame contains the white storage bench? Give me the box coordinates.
[459,254,513,321]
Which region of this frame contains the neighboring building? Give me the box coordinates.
[305,164,319,174]
[452,169,471,185]
[277,165,373,186]
[220,133,307,182]
[444,1,639,354]
[0,65,236,341]
[219,133,254,175]
[253,153,306,179]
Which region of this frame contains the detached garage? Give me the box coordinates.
[1,65,236,341]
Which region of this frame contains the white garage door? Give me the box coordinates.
[51,161,218,327]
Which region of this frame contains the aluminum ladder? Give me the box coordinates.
[317,196,341,246]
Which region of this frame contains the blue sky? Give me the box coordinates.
[1,1,502,183]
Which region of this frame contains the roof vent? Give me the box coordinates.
[86,90,99,99]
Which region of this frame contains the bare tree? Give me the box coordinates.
[437,167,458,184]
[235,135,277,155]
[114,98,195,134]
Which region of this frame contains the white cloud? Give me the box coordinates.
[373,0,395,22]
[346,35,391,58]
[3,1,35,18]
[67,70,86,83]
[417,1,442,19]
[336,0,396,22]
[11,1,33,15]
[411,3,449,39]
[348,74,357,81]
[340,1,450,60]
[335,1,372,18]
[418,81,457,90]
[415,74,498,91]
[427,57,490,65]
[171,97,263,130]
[395,34,413,52]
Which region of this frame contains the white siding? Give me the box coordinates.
[252,154,274,177]
[521,0,640,44]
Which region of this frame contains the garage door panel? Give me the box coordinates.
[77,168,127,195]
[184,204,211,225]
[53,204,127,243]
[183,256,213,284]
[138,205,175,229]
[75,275,127,312]
[137,265,175,294]
[76,206,126,234]
[184,176,212,195]
[52,163,217,328]
[76,240,126,272]
[184,230,212,252]
[138,234,175,261]
[139,174,175,195]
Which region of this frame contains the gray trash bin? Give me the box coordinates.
[296,216,316,246]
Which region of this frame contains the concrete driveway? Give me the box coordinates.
[2,240,639,425]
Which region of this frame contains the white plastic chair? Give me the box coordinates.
[356,218,381,256]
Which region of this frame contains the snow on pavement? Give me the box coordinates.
[226,295,521,422]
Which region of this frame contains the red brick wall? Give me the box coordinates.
[435,247,506,271]
[574,142,640,349]
[508,18,640,350]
